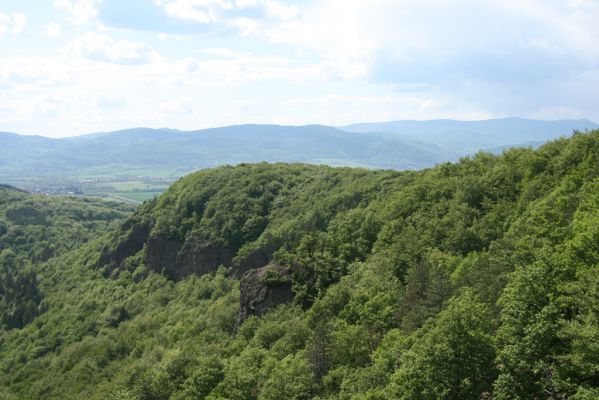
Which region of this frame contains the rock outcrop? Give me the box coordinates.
[146,235,234,281]
[237,263,294,326]
[234,243,278,274]
[98,219,279,281]
[98,220,152,275]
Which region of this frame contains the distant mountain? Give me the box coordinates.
[341,117,599,154]
[0,125,449,179]
[0,132,61,166]
[0,119,596,185]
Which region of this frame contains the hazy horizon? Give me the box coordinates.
[2,116,598,139]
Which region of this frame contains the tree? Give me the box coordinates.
[259,353,314,400]
[494,262,560,399]
[389,290,496,399]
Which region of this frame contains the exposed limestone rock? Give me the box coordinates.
[237,263,294,326]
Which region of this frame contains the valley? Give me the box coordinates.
[3,1,599,398]
[1,131,598,399]
[2,118,596,203]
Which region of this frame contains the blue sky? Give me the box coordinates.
[1,0,598,137]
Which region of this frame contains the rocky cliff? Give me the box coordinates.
[237,263,294,326]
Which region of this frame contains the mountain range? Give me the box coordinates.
[1,117,597,185]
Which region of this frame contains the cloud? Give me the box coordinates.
[155,0,301,24]
[98,0,211,33]
[2,0,599,136]
[180,52,322,85]
[98,0,300,34]
[262,0,300,21]
[274,93,461,126]
[92,0,599,86]
[0,45,327,136]
[160,97,194,114]
[0,12,27,35]
[66,32,158,65]
[244,0,599,119]
[54,0,99,24]
[161,1,213,24]
[272,0,599,84]
[43,23,63,37]
[10,13,27,34]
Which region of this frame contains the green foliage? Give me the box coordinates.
[1,131,599,399]
[259,352,314,400]
[177,356,224,399]
[389,290,496,399]
[0,188,132,330]
[260,270,288,287]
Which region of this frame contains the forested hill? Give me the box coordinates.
[0,184,28,193]
[0,190,133,330]
[1,131,599,399]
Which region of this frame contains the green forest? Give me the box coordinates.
[1,131,598,399]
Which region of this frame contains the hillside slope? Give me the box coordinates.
[0,188,133,330]
[1,131,599,399]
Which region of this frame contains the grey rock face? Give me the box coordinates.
[99,219,279,282]
[146,235,234,281]
[237,263,294,326]
[98,221,151,274]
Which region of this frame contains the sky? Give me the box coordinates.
[0,0,598,138]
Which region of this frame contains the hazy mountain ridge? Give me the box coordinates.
[342,117,599,153]
[0,125,447,176]
[2,118,597,200]
[2,118,597,177]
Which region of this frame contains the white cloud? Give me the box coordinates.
[0,47,329,136]
[155,0,300,26]
[54,0,98,24]
[43,23,63,38]
[0,12,27,35]
[163,0,214,24]
[10,12,27,34]
[262,1,300,21]
[160,97,194,114]
[203,47,247,57]
[238,0,596,84]
[66,32,158,65]
[2,0,599,136]
[180,52,322,85]
[277,94,452,125]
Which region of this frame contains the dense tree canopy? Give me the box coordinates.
[0,188,132,330]
[1,131,598,399]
